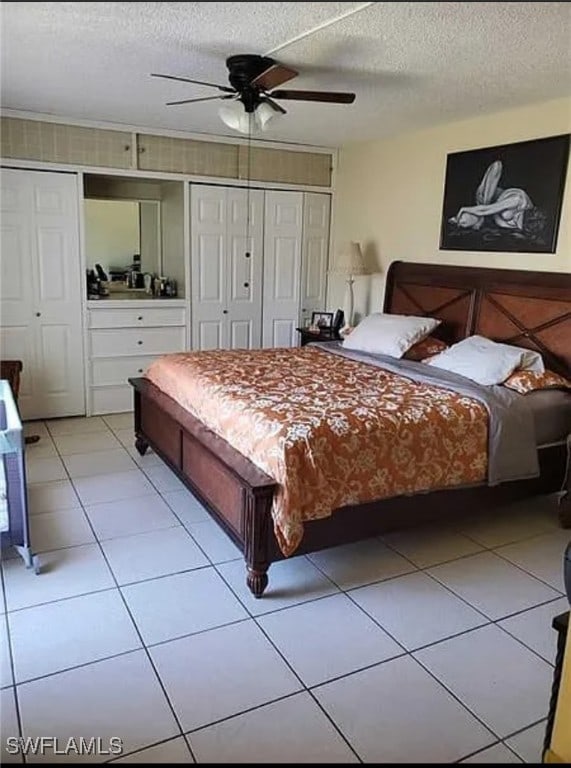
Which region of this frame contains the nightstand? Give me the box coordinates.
[296,328,340,347]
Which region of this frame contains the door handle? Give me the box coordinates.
[35,312,41,317]
[222,310,228,315]
[243,282,249,288]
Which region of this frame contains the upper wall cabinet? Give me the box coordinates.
[137,134,239,178]
[1,118,132,168]
[1,118,332,188]
[237,146,331,187]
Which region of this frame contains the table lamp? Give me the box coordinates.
[331,242,368,329]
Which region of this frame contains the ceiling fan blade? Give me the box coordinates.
[263,97,287,115]
[251,63,298,90]
[165,94,233,106]
[271,90,356,104]
[151,73,235,94]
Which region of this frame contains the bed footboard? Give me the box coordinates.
[130,377,278,597]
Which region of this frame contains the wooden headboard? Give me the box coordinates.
[384,262,571,377]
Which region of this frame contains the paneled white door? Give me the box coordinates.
[0,169,85,419]
[190,185,226,351]
[262,191,303,348]
[226,187,264,350]
[190,184,263,350]
[300,193,331,327]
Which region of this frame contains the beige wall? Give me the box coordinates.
[329,97,571,321]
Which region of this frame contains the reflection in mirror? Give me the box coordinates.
[84,198,162,281]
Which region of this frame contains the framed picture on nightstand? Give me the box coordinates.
[311,311,333,331]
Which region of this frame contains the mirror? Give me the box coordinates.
[84,198,162,281]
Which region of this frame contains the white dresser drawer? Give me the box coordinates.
[90,327,186,358]
[90,385,134,415]
[89,306,186,329]
[90,356,157,386]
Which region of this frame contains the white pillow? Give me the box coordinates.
[426,335,544,385]
[342,313,441,358]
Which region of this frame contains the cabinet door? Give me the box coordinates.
[300,193,330,327]
[190,185,227,350]
[262,191,303,348]
[0,169,85,419]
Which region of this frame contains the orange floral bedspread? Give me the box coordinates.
[145,347,488,556]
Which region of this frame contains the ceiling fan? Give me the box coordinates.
[151,54,356,134]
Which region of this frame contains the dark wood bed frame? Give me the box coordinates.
[130,262,571,597]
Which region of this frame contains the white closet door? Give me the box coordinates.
[262,191,303,348]
[0,169,85,419]
[226,188,264,349]
[0,170,36,415]
[300,193,330,327]
[191,185,227,350]
[191,184,263,351]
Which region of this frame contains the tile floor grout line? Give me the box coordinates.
[501,714,549,742]
[410,653,506,746]
[500,740,527,762]
[491,546,565,596]
[105,733,191,764]
[453,737,506,763]
[9,646,144,689]
[255,595,395,762]
[378,520,565,598]
[180,688,305,737]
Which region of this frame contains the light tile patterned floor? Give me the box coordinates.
[1,415,568,764]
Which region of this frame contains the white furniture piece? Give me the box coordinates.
[0,168,85,419]
[190,184,330,351]
[87,302,187,414]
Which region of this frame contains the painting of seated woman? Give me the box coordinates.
[439,133,569,253]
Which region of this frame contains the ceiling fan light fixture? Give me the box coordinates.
[254,99,283,132]
[218,99,252,134]
[218,97,283,135]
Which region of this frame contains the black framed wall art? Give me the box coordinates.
[439,133,570,253]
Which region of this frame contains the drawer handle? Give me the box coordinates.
[138,368,143,373]
[243,282,249,288]
[137,316,143,320]
[137,340,143,345]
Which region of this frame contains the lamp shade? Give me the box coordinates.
[218,99,283,135]
[218,100,252,134]
[331,242,368,276]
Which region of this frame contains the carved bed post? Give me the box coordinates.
[132,384,149,456]
[243,488,274,598]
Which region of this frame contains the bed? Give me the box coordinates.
[130,262,571,597]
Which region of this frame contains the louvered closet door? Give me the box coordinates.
[300,193,331,327]
[0,169,85,419]
[262,191,303,348]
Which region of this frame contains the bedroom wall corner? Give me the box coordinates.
[329,96,571,320]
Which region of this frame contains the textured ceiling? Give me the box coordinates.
[1,2,570,148]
